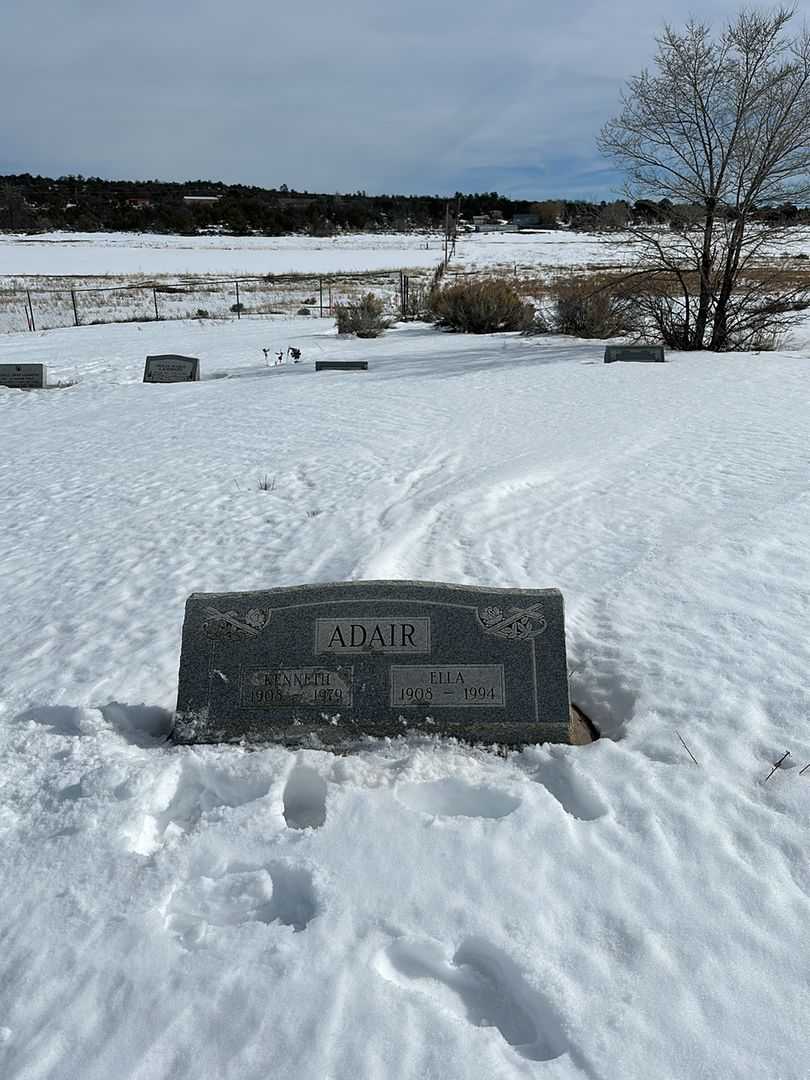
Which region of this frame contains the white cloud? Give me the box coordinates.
[3,0,809,198]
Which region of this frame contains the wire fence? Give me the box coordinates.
[1,267,436,334]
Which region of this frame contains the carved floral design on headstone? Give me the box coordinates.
[476,603,547,640]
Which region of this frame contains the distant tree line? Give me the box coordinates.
[0,174,807,236]
[0,175,531,235]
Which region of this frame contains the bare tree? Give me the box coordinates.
[531,200,564,227]
[597,201,632,230]
[599,8,810,350]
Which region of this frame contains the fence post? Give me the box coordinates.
[26,289,36,332]
[71,290,80,327]
[328,284,332,314]
[153,287,159,321]
[319,278,324,317]
[235,280,241,319]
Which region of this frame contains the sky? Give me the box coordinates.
[2,0,808,200]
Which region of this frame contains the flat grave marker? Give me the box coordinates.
[0,363,47,389]
[173,580,573,747]
[315,360,368,372]
[604,345,665,364]
[143,354,200,383]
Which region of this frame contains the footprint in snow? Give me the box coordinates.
[125,758,272,855]
[165,861,318,946]
[373,936,567,1063]
[530,759,607,821]
[394,777,520,820]
[283,764,328,829]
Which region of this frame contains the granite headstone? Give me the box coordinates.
[604,345,665,363]
[0,363,47,389]
[315,360,368,372]
[174,580,572,747]
[143,354,200,382]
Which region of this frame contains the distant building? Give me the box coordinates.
[472,210,514,233]
[182,195,221,205]
[511,212,540,229]
[126,197,152,208]
[477,224,519,233]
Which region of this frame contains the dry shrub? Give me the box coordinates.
[551,276,629,338]
[334,292,389,338]
[430,278,535,333]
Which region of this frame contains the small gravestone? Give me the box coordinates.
[143,354,200,383]
[0,363,47,389]
[604,345,665,364]
[173,580,573,747]
[315,360,368,372]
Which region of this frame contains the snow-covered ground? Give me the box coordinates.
[3,305,810,1078]
[453,229,639,271]
[451,225,810,274]
[3,226,809,279]
[0,229,636,279]
[0,231,443,334]
[0,232,442,277]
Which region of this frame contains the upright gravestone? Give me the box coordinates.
[604,345,665,364]
[173,580,573,747]
[0,363,47,389]
[315,361,368,372]
[143,354,200,383]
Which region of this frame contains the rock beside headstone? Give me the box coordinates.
[315,361,368,372]
[143,355,200,382]
[0,363,47,389]
[604,345,665,364]
[569,703,599,744]
[173,580,572,747]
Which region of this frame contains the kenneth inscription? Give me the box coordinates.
[241,667,353,708]
[174,580,572,747]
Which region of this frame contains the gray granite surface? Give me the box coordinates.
[0,363,47,388]
[604,345,665,363]
[174,580,571,747]
[143,355,200,382]
[315,361,368,371]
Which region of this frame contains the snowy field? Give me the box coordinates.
[453,230,640,272]
[0,232,442,277]
[2,226,809,279]
[0,231,444,334]
[452,226,810,274]
[0,228,637,280]
[4,228,809,336]
[3,299,810,1077]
